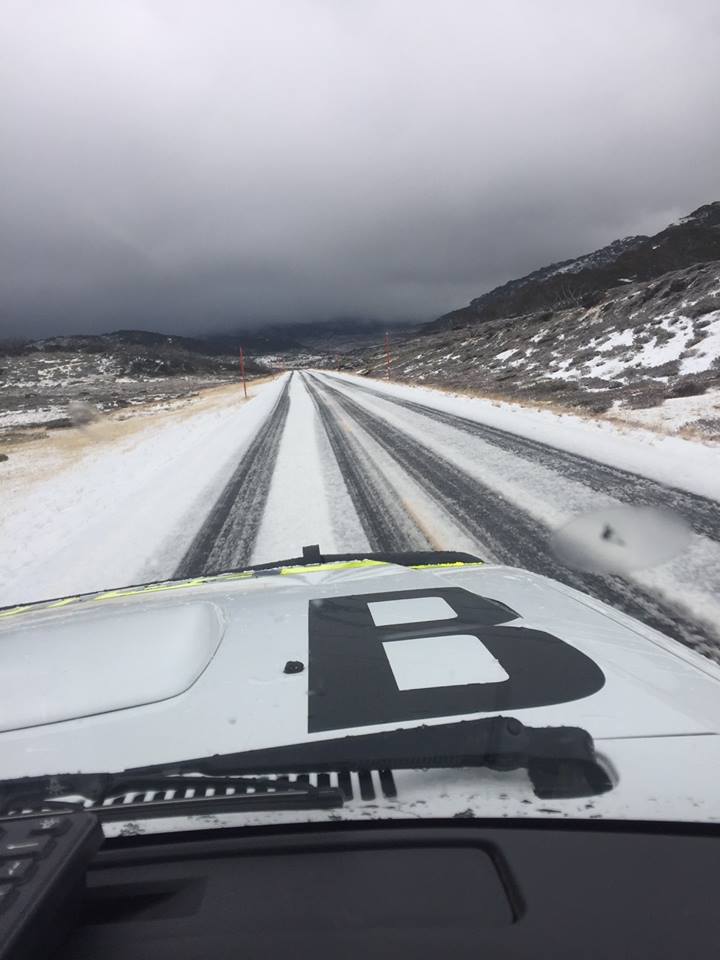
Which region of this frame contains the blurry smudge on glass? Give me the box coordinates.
[549,505,692,575]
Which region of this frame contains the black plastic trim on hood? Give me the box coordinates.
[238,546,483,573]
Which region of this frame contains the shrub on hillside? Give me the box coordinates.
[667,379,708,398]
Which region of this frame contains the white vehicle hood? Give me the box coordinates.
[1,560,720,833]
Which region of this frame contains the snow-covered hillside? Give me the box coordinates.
[357,260,720,438]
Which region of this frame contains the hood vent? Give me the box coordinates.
[97,769,398,807]
[5,769,398,819]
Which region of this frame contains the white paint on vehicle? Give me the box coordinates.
[383,633,509,689]
[368,596,456,626]
[0,601,223,732]
[2,563,720,829]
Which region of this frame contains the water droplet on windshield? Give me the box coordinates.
[550,504,691,574]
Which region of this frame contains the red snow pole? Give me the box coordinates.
[384,331,391,380]
[239,346,248,398]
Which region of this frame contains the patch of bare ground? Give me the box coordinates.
[0,374,281,482]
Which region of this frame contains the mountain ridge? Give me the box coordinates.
[427,201,720,331]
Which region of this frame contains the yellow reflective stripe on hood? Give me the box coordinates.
[93,587,152,601]
[279,560,389,576]
[0,597,82,619]
[0,570,257,620]
[0,558,481,618]
[92,572,254,601]
[213,571,256,582]
[0,605,33,619]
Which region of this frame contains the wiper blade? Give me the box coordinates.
[242,545,482,572]
[1,718,611,817]
[0,773,344,822]
[136,717,613,800]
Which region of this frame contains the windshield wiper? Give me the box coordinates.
[0,773,344,822]
[0,718,612,818]
[133,716,613,800]
[241,544,482,573]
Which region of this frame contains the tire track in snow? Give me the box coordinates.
[328,374,720,543]
[313,374,713,652]
[174,374,293,577]
[302,373,432,552]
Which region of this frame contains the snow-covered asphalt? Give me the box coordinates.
[2,369,719,659]
[177,370,720,657]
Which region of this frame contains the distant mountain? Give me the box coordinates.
[203,328,305,354]
[208,318,414,355]
[0,329,262,376]
[428,201,720,331]
[0,318,410,374]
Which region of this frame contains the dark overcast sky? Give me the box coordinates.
[1,0,719,338]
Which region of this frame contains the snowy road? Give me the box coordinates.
[172,370,720,657]
[175,377,292,577]
[2,369,719,658]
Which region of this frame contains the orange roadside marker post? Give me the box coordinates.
[240,346,248,398]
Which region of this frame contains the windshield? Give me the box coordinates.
[1,0,719,834]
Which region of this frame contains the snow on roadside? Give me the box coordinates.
[610,388,720,434]
[0,377,287,607]
[323,372,720,502]
[0,406,66,427]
